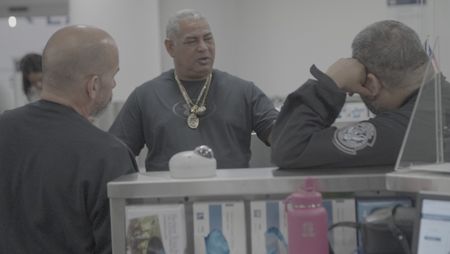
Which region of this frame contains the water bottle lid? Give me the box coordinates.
[304,177,316,192]
[284,178,323,207]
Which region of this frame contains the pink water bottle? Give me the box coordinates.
[284,178,329,254]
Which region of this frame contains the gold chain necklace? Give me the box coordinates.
[174,72,212,129]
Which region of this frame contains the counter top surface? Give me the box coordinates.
[108,166,392,198]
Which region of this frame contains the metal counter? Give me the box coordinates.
[108,166,390,254]
[108,166,390,198]
[386,170,450,194]
[108,165,450,253]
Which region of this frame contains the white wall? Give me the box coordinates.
[70,0,161,102]
[231,0,388,97]
[0,1,448,108]
[420,0,450,75]
[159,0,447,98]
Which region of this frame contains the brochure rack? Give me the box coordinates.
[108,166,390,253]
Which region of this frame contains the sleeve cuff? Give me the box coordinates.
[310,65,346,95]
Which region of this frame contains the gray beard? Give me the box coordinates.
[90,96,112,118]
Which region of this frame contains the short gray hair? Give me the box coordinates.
[352,20,429,88]
[166,9,206,40]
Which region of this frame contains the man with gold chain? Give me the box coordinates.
[110,9,278,171]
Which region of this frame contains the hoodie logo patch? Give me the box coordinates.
[332,122,376,155]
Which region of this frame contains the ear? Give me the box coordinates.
[86,75,100,99]
[164,39,175,57]
[363,73,383,99]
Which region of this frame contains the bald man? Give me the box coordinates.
[0,25,137,253]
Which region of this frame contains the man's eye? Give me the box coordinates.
[184,40,196,45]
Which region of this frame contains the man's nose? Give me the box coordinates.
[197,39,208,51]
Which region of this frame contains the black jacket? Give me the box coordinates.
[271,65,419,169]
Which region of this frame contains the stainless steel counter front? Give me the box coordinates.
[108,166,450,253]
[108,166,391,254]
[108,166,390,199]
[386,170,450,194]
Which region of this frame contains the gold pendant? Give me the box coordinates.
[187,113,199,129]
[197,105,206,115]
[190,105,199,113]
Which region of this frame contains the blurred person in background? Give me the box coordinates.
[19,53,43,102]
